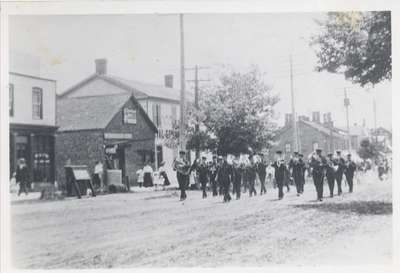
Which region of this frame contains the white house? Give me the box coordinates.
[9,72,57,183]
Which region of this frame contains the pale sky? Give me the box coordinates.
[9,13,392,130]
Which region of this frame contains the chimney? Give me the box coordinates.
[164,74,173,88]
[285,113,293,127]
[323,112,333,127]
[312,111,320,123]
[95,59,107,75]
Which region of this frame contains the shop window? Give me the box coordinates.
[9,84,14,117]
[152,103,162,127]
[32,87,43,120]
[171,105,177,126]
[32,135,53,182]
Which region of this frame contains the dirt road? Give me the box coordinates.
[11,175,392,268]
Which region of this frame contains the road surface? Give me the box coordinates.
[11,174,392,268]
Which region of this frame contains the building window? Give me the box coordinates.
[152,103,162,127]
[313,142,319,151]
[9,84,14,117]
[32,87,43,119]
[285,143,291,153]
[156,145,163,167]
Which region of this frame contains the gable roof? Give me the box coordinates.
[57,93,157,132]
[59,73,192,102]
[274,119,347,140]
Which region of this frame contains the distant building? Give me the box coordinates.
[337,123,370,150]
[9,72,57,183]
[55,94,157,188]
[371,127,392,151]
[58,59,192,182]
[270,111,347,160]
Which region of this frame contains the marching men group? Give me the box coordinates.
[173,148,357,202]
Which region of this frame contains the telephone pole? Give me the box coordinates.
[179,13,186,151]
[289,55,299,153]
[344,88,351,151]
[186,65,211,159]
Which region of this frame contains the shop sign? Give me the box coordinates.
[123,108,137,124]
[104,133,132,140]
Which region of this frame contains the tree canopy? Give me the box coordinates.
[200,67,279,155]
[311,11,391,87]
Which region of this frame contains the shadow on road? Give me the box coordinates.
[292,201,392,215]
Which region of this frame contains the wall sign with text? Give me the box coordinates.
[123,108,137,124]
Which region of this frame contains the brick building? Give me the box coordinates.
[270,111,347,160]
[55,93,157,189]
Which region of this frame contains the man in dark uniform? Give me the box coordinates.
[325,153,336,198]
[232,153,244,200]
[247,154,258,197]
[272,151,286,200]
[345,153,357,193]
[173,150,191,201]
[289,152,303,196]
[217,153,233,203]
[334,150,345,195]
[217,156,224,195]
[194,156,209,198]
[309,148,326,201]
[298,153,306,193]
[208,155,219,196]
[257,153,267,195]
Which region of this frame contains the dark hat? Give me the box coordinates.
[276,150,282,155]
[201,155,207,159]
[316,149,322,153]
[258,153,264,156]
[298,154,304,157]
[179,150,186,155]
[294,151,299,155]
[327,153,333,157]
[336,150,342,154]
[212,154,217,159]
[347,153,352,157]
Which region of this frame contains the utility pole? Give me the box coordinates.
[186,65,211,159]
[344,88,351,151]
[179,13,186,152]
[289,55,299,152]
[373,89,378,143]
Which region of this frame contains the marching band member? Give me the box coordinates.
[325,153,336,198]
[173,150,191,201]
[344,153,357,193]
[272,151,286,200]
[309,149,326,201]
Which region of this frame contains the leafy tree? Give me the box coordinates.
[311,11,391,87]
[357,138,382,160]
[201,67,279,155]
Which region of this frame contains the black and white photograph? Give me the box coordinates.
[0,0,398,271]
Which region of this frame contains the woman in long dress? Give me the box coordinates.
[143,162,154,187]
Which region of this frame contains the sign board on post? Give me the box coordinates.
[123,108,137,124]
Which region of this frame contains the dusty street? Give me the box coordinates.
[11,175,392,268]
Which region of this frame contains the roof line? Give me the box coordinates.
[10,72,56,82]
[99,75,149,98]
[103,94,158,134]
[58,74,98,98]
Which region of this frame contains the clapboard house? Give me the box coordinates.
[55,93,157,190]
[58,59,194,183]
